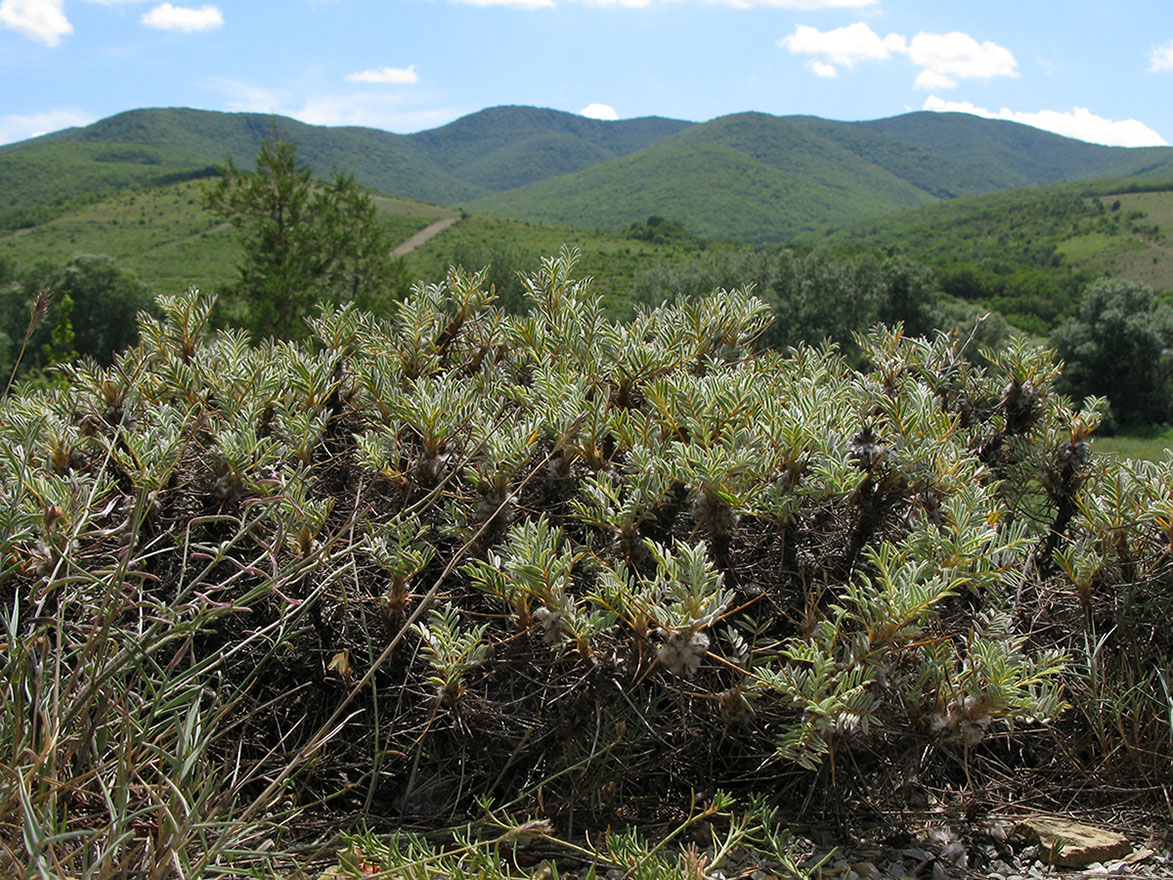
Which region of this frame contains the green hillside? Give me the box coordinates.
[0,108,481,228]
[0,177,455,296]
[813,177,1173,277]
[467,114,941,242]
[0,170,699,320]
[806,177,1173,332]
[0,106,692,233]
[7,105,1173,245]
[406,105,692,191]
[399,211,713,317]
[465,111,1173,242]
[787,115,1033,198]
[859,111,1173,185]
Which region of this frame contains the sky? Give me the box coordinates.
[2,0,1173,149]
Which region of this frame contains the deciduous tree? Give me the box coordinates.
[1051,278,1173,427]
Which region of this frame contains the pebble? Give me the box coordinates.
[701,821,1172,880]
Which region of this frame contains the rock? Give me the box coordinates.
[1015,817,1131,868]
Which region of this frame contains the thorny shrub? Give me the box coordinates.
[0,249,1169,876]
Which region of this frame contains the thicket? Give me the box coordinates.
[1,250,1169,876]
[1052,278,1173,428]
[624,216,704,248]
[634,247,946,355]
[0,254,155,381]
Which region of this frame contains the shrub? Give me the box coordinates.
[1051,277,1173,427]
[0,251,1168,876]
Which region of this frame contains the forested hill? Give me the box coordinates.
[3,104,1173,239]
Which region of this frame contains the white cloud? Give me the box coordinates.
[293,95,465,132]
[922,96,1168,148]
[1150,40,1173,73]
[581,103,619,120]
[211,79,462,133]
[140,3,223,31]
[346,65,419,84]
[0,107,94,145]
[780,22,1017,88]
[779,23,905,68]
[0,0,72,45]
[84,0,150,5]
[913,69,955,90]
[906,31,1017,84]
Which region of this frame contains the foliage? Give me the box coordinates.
[0,253,154,375]
[1051,278,1173,427]
[0,177,452,304]
[635,246,942,354]
[811,180,1173,333]
[202,135,406,337]
[335,793,816,880]
[624,215,703,247]
[0,252,1170,876]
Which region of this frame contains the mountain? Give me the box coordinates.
[0,105,690,229]
[405,105,692,192]
[855,112,1173,186]
[468,112,941,242]
[3,104,1173,242]
[470,111,1173,241]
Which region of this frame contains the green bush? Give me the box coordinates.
[0,251,1168,876]
[1,253,153,377]
[1051,278,1173,427]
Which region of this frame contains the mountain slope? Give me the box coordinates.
[0,106,692,230]
[4,104,1173,244]
[858,111,1173,186]
[467,113,943,241]
[405,105,693,191]
[467,111,1173,241]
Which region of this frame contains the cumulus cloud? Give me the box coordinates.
[906,31,1017,86]
[922,96,1168,148]
[346,65,419,84]
[293,96,463,132]
[0,0,72,45]
[779,23,905,67]
[1150,40,1173,73]
[780,21,1017,88]
[0,107,94,145]
[913,69,956,90]
[141,3,223,31]
[581,103,619,120]
[209,78,461,133]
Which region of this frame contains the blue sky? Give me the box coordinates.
[3,0,1172,148]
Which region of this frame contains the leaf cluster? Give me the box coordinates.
[0,251,1170,874]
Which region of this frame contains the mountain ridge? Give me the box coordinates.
[3,104,1173,241]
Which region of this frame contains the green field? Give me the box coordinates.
[0,179,455,296]
[1095,425,1173,461]
[401,212,714,318]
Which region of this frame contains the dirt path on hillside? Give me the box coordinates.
[392,216,459,257]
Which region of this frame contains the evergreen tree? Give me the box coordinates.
[203,135,401,338]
